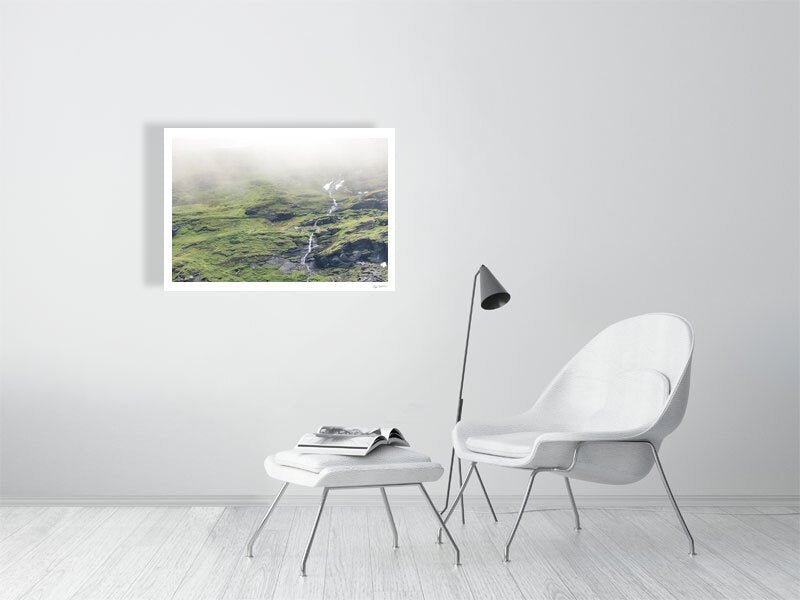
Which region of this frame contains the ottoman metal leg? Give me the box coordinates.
[418,484,461,567]
[246,481,289,557]
[301,487,329,577]
[380,487,399,549]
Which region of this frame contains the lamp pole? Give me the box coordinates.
[440,266,500,524]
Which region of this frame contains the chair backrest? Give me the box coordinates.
[528,313,694,443]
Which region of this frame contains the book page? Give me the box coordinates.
[316,425,381,437]
[298,433,381,450]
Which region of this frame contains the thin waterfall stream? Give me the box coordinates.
[300,178,345,279]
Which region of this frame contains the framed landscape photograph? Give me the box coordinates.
[164,128,394,291]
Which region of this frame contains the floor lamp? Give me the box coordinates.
[440,264,510,524]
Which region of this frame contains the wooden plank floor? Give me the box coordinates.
[0,503,797,600]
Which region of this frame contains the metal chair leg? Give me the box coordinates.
[504,470,538,562]
[245,481,289,557]
[564,478,581,530]
[300,488,329,576]
[648,442,696,556]
[379,487,399,549]
[419,484,461,566]
[474,466,498,522]
[457,458,465,524]
[437,462,476,543]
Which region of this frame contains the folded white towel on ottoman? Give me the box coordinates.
[266,446,444,488]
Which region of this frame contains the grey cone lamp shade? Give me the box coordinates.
[479,265,511,310]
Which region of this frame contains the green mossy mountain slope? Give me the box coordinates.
[171,173,388,283]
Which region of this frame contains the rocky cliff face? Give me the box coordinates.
[313,238,388,269]
[244,200,295,222]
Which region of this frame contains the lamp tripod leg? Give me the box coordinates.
[440,448,456,514]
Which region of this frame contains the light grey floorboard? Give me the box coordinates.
[590,508,755,600]
[540,507,658,599]
[0,508,82,572]
[0,507,117,600]
[454,508,525,600]
[0,508,46,544]
[624,508,782,600]
[718,507,800,553]
[119,506,224,600]
[480,504,586,600]
[366,504,425,600]
[402,504,474,600]
[1,503,798,600]
[172,507,263,600]
[222,506,296,600]
[68,507,187,600]
[529,508,675,600]
[681,510,800,599]
[18,508,150,600]
[533,507,639,599]
[268,505,331,600]
[747,507,800,549]
[323,506,373,600]
[761,506,800,530]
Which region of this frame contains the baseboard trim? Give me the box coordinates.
[1,494,797,507]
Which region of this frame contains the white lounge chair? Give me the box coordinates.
[439,313,697,561]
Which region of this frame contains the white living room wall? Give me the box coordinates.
[0,0,797,501]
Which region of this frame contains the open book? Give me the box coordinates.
[294,426,410,456]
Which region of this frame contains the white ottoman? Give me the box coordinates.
[245,446,461,575]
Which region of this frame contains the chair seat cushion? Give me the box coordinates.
[465,432,542,458]
[265,445,444,488]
